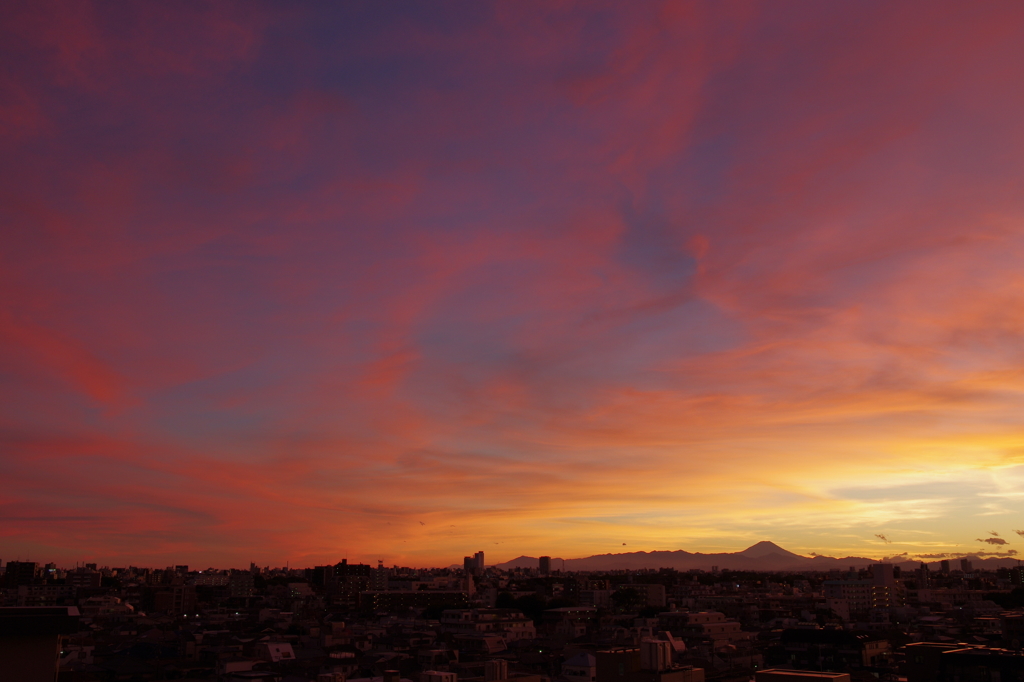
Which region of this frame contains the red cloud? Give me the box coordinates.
[2,1,1024,566]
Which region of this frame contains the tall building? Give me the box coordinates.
[67,568,102,590]
[152,584,197,615]
[3,561,37,587]
[464,553,484,576]
[539,556,551,575]
[335,558,373,579]
[961,559,973,573]
[373,560,388,591]
[229,571,255,598]
[312,564,336,588]
[823,564,902,614]
[917,563,930,588]
[873,563,895,587]
[1010,565,1023,586]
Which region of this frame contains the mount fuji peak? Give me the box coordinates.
[738,541,804,559]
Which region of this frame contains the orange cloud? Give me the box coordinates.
[2,1,1024,567]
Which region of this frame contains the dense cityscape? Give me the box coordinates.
[3,548,1024,681]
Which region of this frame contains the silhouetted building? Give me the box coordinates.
[1003,613,1024,649]
[17,584,74,607]
[823,564,902,614]
[1011,566,1024,586]
[464,552,485,576]
[756,672,850,682]
[596,647,703,682]
[441,608,536,641]
[0,606,80,682]
[486,658,508,681]
[422,672,457,682]
[874,563,894,587]
[563,652,597,682]
[67,568,102,590]
[335,559,373,578]
[905,642,1024,682]
[539,556,551,575]
[229,570,255,598]
[313,564,335,587]
[361,590,470,614]
[621,584,666,608]
[917,563,930,587]
[4,561,37,587]
[658,611,747,643]
[152,583,197,615]
[775,629,890,669]
[563,576,580,602]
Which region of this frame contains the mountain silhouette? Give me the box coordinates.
[489,542,1020,572]
[737,541,802,559]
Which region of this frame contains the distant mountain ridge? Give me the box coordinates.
[490,541,1020,572]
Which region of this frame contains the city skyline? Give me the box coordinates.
[3,2,1024,568]
[3,540,1021,574]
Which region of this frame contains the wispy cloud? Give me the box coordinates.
[2,1,1024,566]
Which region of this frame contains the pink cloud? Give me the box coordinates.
[2,1,1024,566]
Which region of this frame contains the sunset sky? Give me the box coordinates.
[3,1,1024,569]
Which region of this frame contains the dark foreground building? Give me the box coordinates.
[0,606,80,682]
[905,642,1024,682]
